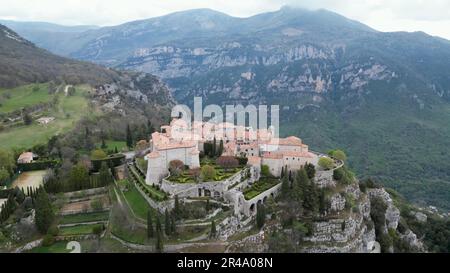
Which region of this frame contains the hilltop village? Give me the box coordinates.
[144,118,323,217]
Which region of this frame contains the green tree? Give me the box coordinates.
[329,149,347,162]
[35,188,55,234]
[305,163,316,179]
[0,168,10,187]
[261,165,271,177]
[281,171,290,199]
[68,164,89,191]
[210,220,217,238]
[147,211,154,238]
[256,203,266,229]
[218,140,224,156]
[0,149,15,176]
[126,124,133,148]
[155,216,163,253]
[164,209,171,236]
[201,165,216,181]
[318,157,334,170]
[22,112,32,125]
[212,137,217,157]
[174,195,181,218]
[98,162,111,186]
[91,149,107,160]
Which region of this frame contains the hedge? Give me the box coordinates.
[17,160,58,172]
[91,154,126,171]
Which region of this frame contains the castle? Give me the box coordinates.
[143,118,324,217]
[145,118,319,186]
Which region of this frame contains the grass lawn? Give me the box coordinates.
[59,223,103,236]
[97,140,128,152]
[59,211,110,225]
[28,241,71,253]
[0,85,93,150]
[0,83,51,113]
[120,179,157,220]
[128,166,168,201]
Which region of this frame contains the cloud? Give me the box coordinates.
[0,0,449,39]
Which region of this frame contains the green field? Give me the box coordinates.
[0,85,92,150]
[59,211,110,225]
[59,223,103,236]
[97,140,128,152]
[120,179,156,220]
[0,83,51,113]
[28,241,71,253]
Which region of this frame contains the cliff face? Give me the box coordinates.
[227,169,424,253]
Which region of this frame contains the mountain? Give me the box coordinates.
[0,24,119,88]
[0,24,174,149]
[6,7,450,210]
[0,20,98,56]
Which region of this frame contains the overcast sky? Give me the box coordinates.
[1,0,450,39]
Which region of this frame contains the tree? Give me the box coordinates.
[318,157,334,170]
[215,156,239,170]
[91,149,107,160]
[174,195,181,218]
[169,160,184,176]
[126,124,133,148]
[0,168,9,187]
[22,112,32,125]
[212,137,217,157]
[281,171,290,199]
[256,203,266,229]
[170,215,176,234]
[147,211,154,238]
[147,120,155,135]
[218,140,224,156]
[201,165,216,181]
[188,167,201,182]
[101,138,107,149]
[205,198,211,212]
[35,188,55,234]
[68,164,90,191]
[155,216,164,253]
[210,220,217,238]
[98,162,111,186]
[164,209,171,236]
[0,149,15,176]
[261,165,271,177]
[329,149,347,162]
[305,163,316,179]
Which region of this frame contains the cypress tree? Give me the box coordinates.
[34,188,54,234]
[218,140,224,156]
[98,162,111,186]
[212,137,217,157]
[155,216,163,253]
[281,170,290,199]
[147,211,154,238]
[164,209,171,236]
[126,124,133,148]
[210,220,217,238]
[256,203,266,229]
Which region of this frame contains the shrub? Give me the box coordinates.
[93,224,105,236]
[91,149,107,160]
[169,160,185,176]
[42,234,55,247]
[48,226,59,236]
[216,156,239,170]
[201,165,216,181]
[318,157,334,170]
[236,157,248,166]
[261,165,271,177]
[329,149,347,162]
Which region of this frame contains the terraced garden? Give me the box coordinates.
[243,177,280,200]
[127,164,168,202]
[58,211,110,225]
[59,223,104,236]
